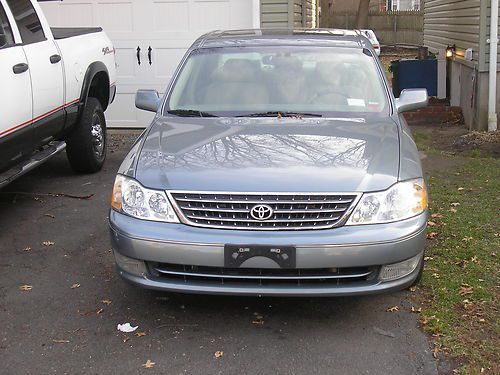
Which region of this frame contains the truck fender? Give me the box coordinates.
[79,62,110,114]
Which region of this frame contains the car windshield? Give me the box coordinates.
[165,46,389,117]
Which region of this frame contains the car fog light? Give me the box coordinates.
[379,253,422,281]
[114,251,147,277]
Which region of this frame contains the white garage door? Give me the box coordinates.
[40,0,260,128]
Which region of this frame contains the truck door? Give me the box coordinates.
[6,0,64,145]
[0,0,33,171]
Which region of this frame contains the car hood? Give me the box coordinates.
[130,116,400,193]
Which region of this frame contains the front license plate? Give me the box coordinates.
[224,245,296,268]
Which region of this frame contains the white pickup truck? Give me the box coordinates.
[0,0,116,187]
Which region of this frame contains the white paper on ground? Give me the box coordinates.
[117,323,138,333]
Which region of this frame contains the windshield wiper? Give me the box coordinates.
[237,111,322,118]
[167,109,218,117]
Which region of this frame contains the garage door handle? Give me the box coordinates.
[13,63,29,74]
[50,54,61,64]
[136,46,141,65]
[148,46,152,65]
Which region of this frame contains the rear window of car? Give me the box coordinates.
[0,4,14,48]
[6,0,45,44]
[166,46,389,118]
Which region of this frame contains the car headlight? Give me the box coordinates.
[346,178,427,225]
[111,175,179,223]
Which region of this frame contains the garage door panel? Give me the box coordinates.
[192,1,230,31]
[153,1,190,32]
[95,2,134,32]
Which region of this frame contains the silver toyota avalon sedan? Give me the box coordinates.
[109,29,429,296]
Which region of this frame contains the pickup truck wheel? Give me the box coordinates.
[66,98,106,173]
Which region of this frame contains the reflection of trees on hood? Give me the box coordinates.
[138,134,369,171]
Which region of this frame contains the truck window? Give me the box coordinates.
[6,0,45,44]
[0,3,14,48]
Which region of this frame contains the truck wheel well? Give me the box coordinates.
[88,72,110,111]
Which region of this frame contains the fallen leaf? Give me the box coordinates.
[427,232,438,240]
[142,360,155,369]
[42,241,54,246]
[22,246,32,252]
[386,306,399,312]
[450,202,460,207]
[410,306,422,313]
[214,351,224,359]
[432,273,440,279]
[478,318,486,323]
[427,221,436,226]
[52,339,70,343]
[449,208,457,213]
[424,256,433,261]
[431,213,443,219]
[71,283,81,289]
[135,332,146,337]
[45,214,55,218]
[252,320,265,325]
[19,285,32,291]
[409,286,417,292]
[101,299,112,305]
[96,308,104,315]
[457,187,464,191]
[459,285,473,296]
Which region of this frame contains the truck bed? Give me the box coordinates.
[51,27,103,40]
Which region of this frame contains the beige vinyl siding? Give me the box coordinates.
[423,0,481,65]
[261,0,290,28]
[261,0,317,28]
[480,1,500,71]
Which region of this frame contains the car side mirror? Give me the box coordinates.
[396,89,428,113]
[135,90,161,112]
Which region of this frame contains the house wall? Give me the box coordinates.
[423,0,481,65]
[261,0,317,28]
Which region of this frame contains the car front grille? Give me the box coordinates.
[169,192,359,230]
[150,263,378,287]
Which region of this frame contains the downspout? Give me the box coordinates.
[488,0,499,131]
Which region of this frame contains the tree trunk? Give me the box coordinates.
[356,0,370,29]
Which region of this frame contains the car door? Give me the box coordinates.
[6,0,64,145]
[0,0,33,171]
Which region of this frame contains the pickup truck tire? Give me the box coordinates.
[66,98,107,173]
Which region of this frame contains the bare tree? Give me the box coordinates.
[356,0,371,29]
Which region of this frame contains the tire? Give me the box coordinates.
[66,98,107,173]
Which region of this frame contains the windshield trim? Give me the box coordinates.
[160,45,394,118]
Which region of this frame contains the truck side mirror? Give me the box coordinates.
[135,90,161,112]
[396,89,428,113]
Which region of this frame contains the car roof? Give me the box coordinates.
[191,28,371,50]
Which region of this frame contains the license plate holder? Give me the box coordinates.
[224,245,296,268]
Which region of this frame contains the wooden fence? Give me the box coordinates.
[319,11,423,46]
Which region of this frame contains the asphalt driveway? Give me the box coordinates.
[0,132,437,375]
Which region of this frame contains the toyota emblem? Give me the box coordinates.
[250,204,274,221]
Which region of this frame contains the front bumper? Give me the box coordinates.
[109,210,426,296]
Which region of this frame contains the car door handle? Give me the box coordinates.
[50,54,61,64]
[13,63,29,74]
